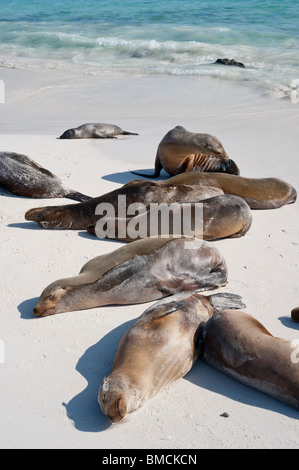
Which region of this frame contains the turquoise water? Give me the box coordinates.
[0,0,299,98]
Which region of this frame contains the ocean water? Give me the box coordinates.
[0,0,299,100]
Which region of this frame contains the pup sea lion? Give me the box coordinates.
[130,125,239,178]
[89,194,252,242]
[99,291,245,423]
[33,237,228,317]
[0,152,90,201]
[25,180,223,229]
[165,172,297,209]
[202,310,299,411]
[59,123,138,139]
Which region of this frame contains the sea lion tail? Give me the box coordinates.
[122,131,139,136]
[66,191,92,202]
[208,293,246,311]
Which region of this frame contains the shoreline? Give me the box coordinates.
[0,65,299,449]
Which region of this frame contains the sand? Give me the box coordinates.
[0,65,298,449]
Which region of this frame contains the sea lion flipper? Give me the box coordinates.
[208,293,246,311]
[130,149,163,178]
[65,191,92,202]
[122,131,139,136]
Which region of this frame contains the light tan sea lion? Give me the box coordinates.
[291,308,299,323]
[130,125,240,178]
[33,237,228,317]
[165,172,297,209]
[25,180,223,229]
[98,291,245,423]
[0,152,90,201]
[88,194,252,242]
[59,123,138,139]
[202,310,299,411]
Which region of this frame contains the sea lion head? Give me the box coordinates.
[59,129,76,139]
[33,286,71,317]
[199,134,240,174]
[202,133,230,161]
[98,376,128,424]
[25,206,73,229]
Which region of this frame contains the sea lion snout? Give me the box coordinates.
[59,129,75,139]
[25,206,70,228]
[99,378,128,423]
[33,287,68,317]
[222,158,240,175]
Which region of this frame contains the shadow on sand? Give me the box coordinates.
[101,169,169,185]
[18,297,40,319]
[63,318,136,433]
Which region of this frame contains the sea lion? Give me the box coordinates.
[130,125,239,178]
[89,194,252,242]
[0,152,90,201]
[25,180,223,229]
[59,123,138,139]
[33,237,228,317]
[202,309,299,411]
[164,172,297,210]
[98,291,245,423]
[291,308,299,323]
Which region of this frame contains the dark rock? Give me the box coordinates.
[291,307,299,323]
[215,58,245,68]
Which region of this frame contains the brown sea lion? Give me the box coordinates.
[202,310,299,411]
[33,237,228,317]
[130,125,240,178]
[25,180,223,229]
[89,194,252,242]
[98,291,245,423]
[291,308,299,323]
[59,123,138,139]
[165,172,297,209]
[0,152,90,201]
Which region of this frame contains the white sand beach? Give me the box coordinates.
[0,65,299,449]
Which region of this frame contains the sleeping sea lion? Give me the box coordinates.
[165,172,297,209]
[33,237,228,317]
[25,180,223,229]
[0,152,90,201]
[99,291,245,423]
[130,126,239,178]
[202,309,299,411]
[59,123,138,139]
[89,194,252,242]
